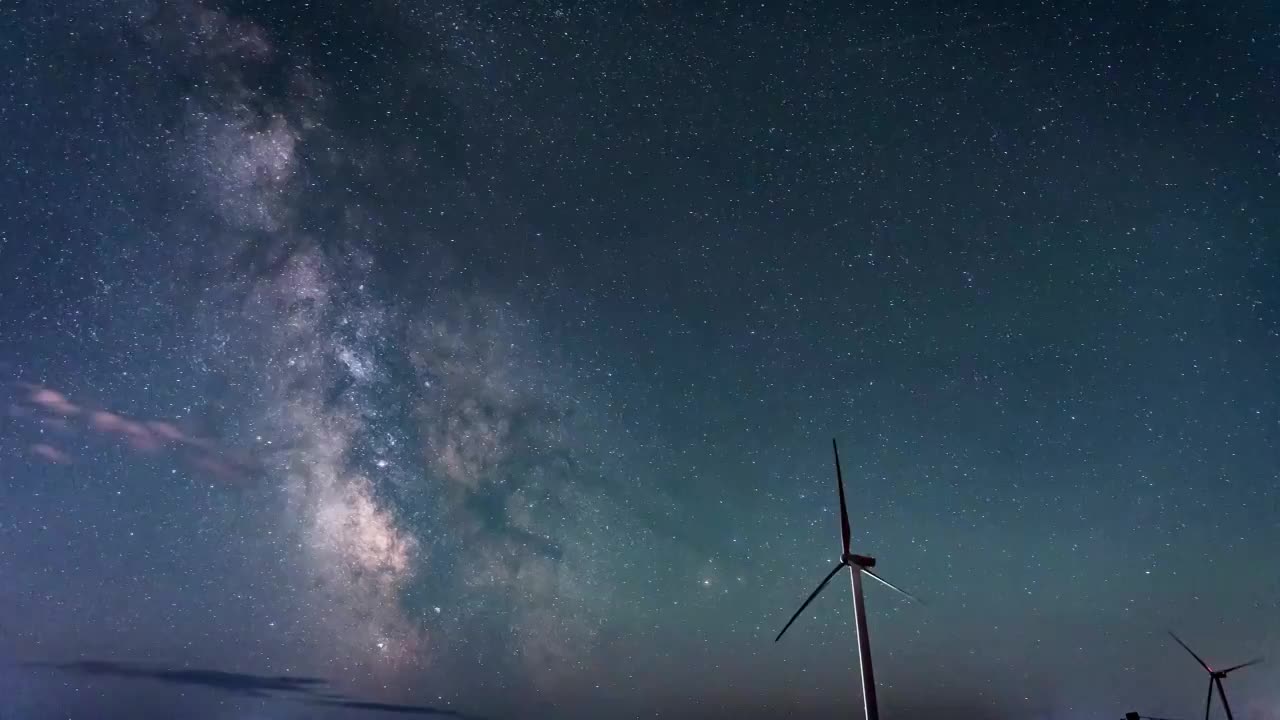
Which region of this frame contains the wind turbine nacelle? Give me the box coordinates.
[846,553,876,568]
[1125,713,1141,720]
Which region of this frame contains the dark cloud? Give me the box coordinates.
[32,659,485,718]
[31,659,326,698]
[307,697,480,718]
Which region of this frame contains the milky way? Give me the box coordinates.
[141,0,640,704]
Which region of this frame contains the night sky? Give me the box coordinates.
[2,1,1279,718]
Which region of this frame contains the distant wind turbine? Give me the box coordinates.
[1167,631,1263,720]
[1125,712,1182,720]
[774,438,921,720]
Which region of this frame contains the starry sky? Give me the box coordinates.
[1,1,1279,718]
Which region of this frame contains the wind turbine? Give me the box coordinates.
[1125,712,1181,720]
[1167,631,1263,720]
[774,438,921,720]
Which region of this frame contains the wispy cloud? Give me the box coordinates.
[7,382,260,484]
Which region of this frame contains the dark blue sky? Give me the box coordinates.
[2,1,1278,718]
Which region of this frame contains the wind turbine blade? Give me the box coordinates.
[1214,676,1235,720]
[832,439,851,555]
[1204,677,1213,720]
[861,568,925,605]
[1169,631,1212,672]
[1220,658,1263,674]
[774,561,846,642]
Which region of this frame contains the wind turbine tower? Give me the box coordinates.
[774,439,921,720]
